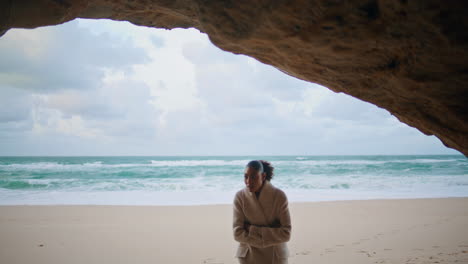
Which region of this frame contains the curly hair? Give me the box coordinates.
[259,160,274,181]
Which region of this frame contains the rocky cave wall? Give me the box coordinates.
[0,0,466,156]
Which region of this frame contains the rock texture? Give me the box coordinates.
[1,0,467,156]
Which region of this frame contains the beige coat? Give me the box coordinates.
[232,180,291,264]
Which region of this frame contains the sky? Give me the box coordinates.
[0,19,461,156]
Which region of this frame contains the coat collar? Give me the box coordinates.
[245,180,275,202]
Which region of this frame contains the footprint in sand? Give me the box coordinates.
[435,217,450,224]
[296,250,311,255]
[405,257,419,263]
[202,258,223,264]
[321,248,336,254]
[374,233,384,239]
[356,250,373,257]
[374,260,386,263]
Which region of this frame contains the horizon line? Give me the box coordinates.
[0,154,464,157]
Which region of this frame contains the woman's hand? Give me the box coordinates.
[244,222,251,231]
[270,218,281,228]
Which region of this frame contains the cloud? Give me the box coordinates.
[150,34,165,48]
[0,19,160,151]
[0,86,34,123]
[0,19,461,155]
[0,19,149,93]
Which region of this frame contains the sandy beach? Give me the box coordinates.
[1,197,467,264]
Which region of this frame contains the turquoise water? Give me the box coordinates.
[0,155,466,205]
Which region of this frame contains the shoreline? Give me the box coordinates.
[1,197,467,263]
[0,194,467,207]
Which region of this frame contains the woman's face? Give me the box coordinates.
[244,166,265,193]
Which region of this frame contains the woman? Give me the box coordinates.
[232,160,292,264]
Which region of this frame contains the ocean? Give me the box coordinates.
[0,155,466,205]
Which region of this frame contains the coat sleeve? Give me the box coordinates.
[232,191,264,248]
[250,189,292,248]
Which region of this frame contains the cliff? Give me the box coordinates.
[1,0,466,155]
